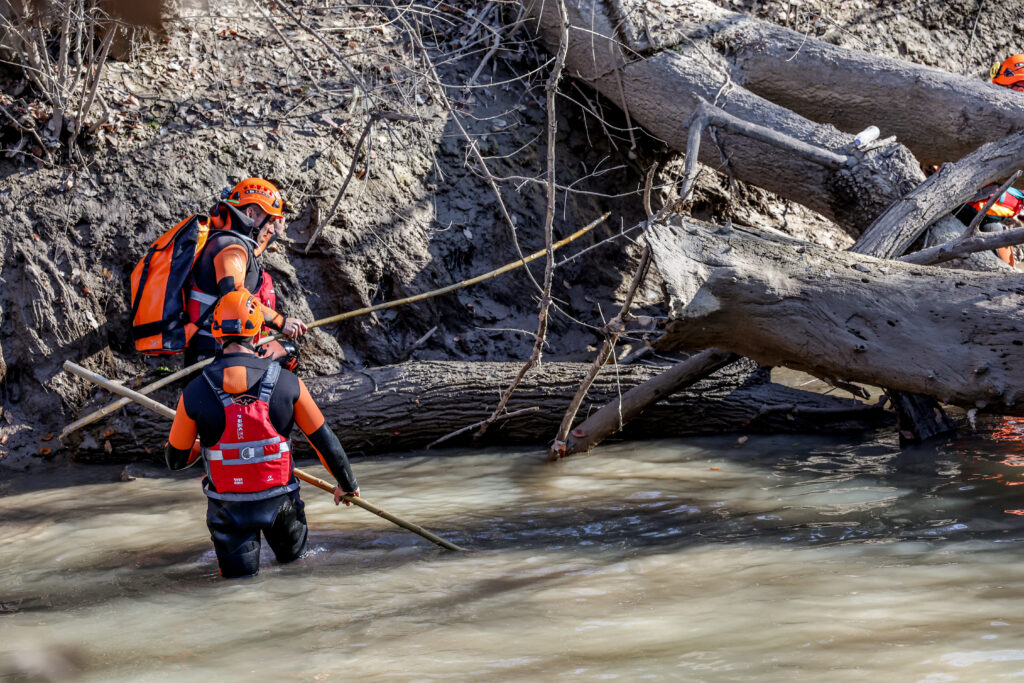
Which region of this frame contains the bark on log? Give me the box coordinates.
[522,0,925,235]
[65,360,891,462]
[647,218,1024,414]
[716,13,1024,168]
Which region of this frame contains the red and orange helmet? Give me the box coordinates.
[992,54,1024,87]
[211,290,265,342]
[225,177,286,217]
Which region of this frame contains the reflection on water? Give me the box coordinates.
[5,428,1024,679]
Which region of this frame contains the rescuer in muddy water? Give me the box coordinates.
[165,290,359,578]
[185,177,307,366]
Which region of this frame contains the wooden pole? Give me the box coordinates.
[290,469,467,551]
[298,212,609,331]
[59,357,215,440]
[62,361,468,552]
[62,214,608,439]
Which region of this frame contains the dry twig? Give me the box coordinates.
[474,0,569,440]
[304,109,416,253]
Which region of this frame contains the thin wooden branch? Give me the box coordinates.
[248,0,325,94]
[68,18,115,157]
[560,349,740,457]
[963,170,1022,238]
[304,110,415,254]
[272,0,370,101]
[901,223,1024,265]
[427,406,539,449]
[0,104,51,163]
[474,0,569,440]
[678,100,850,206]
[58,357,216,440]
[549,246,651,458]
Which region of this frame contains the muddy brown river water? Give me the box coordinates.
[5,427,1024,681]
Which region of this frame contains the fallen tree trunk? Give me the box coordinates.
[65,360,891,461]
[648,218,1024,414]
[555,0,1024,175]
[716,11,1024,168]
[523,0,925,235]
[524,0,1024,250]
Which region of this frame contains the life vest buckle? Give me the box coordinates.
[240,446,257,460]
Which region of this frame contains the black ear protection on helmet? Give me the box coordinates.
[218,186,270,242]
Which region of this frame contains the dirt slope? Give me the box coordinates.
[0,0,1019,468]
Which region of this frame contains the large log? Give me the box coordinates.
[648,218,1024,414]
[522,0,925,235]
[65,360,891,461]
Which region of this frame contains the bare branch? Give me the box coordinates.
[475,0,569,439]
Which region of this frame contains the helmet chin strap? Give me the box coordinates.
[253,231,276,257]
[251,214,277,256]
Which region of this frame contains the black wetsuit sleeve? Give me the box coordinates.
[289,374,358,492]
[307,424,358,492]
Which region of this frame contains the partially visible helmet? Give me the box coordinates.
[992,54,1024,87]
[225,177,286,217]
[211,290,265,342]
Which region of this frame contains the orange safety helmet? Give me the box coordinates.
[225,177,286,217]
[211,290,265,342]
[992,54,1024,87]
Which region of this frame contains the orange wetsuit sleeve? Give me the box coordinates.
[213,244,285,330]
[259,302,285,331]
[294,380,326,434]
[294,378,357,491]
[212,244,249,292]
[165,395,200,470]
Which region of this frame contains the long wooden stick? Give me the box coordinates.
[289,468,465,551]
[302,212,608,330]
[58,357,216,440]
[62,361,467,552]
[62,214,608,438]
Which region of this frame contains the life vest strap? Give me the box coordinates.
[202,478,299,501]
[258,363,281,403]
[205,439,290,464]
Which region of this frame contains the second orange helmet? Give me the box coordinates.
[992,54,1024,87]
[211,290,265,341]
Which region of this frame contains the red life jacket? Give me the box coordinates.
[187,270,276,338]
[201,363,295,500]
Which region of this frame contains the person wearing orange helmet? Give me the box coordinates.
[165,290,359,578]
[992,54,1024,93]
[185,177,308,365]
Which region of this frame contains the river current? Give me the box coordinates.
[5,425,1024,681]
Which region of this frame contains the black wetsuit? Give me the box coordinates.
[166,353,357,578]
